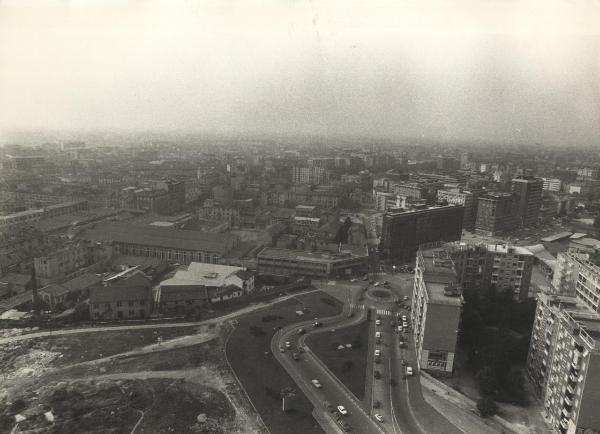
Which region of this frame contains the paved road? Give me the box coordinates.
[272,308,385,434]
[0,289,321,345]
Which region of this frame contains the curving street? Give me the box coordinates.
[271,273,463,434]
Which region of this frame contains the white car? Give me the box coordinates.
[311,379,322,388]
[375,414,384,422]
[375,319,381,326]
[285,341,291,349]
[375,331,381,338]
[406,366,414,376]
[337,405,348,415]
[374,282,380,287]
[397,326,403,332]
[401,315,407,321]
[403,296,409,301]
[374,349,381,357]
[402,322,408,328]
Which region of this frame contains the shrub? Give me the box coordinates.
[477,396,498,418]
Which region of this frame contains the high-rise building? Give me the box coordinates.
[542,178,562,193]
[512,176,543,227]
[475,192,515,236]
[411,246,463,376]
[526,292,600,434]
[553,251,600,313]
[379,204,464,263]
[450,242,534,300]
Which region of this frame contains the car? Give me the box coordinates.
[279,346,285,353]
[285,341,292,349]
[375,319,381,326]
[402,321,408,327]
[311,379,322,388]
[401,315,407,321]
[376,338,381,345]
[374,370,381,379]
[374,349,381,357]
[374,282,380,287]
[337,405,348,415]
[375,331,381,338]
[406,366,414,376]
[375,356,381,364]
[403,295,409,301]
[401,359,407,366]
[399,341,406,348]
[292,352,299,361]
[383,280,389,285]
[313,321,322,327]
[397,325,403,332]
[298,328,306,335]
[350,278,358,282]
[375,414,384,423]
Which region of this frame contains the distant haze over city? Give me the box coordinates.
[1,0,599,147]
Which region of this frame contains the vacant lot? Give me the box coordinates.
[226,291,343,434]
[0,378,235,434]
[306,320,369,400]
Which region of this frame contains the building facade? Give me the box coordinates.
[512,176,543,227]
[411,246,463,376]
[379,204,464,263]
[437,188,477,231]
[475,193,515,236]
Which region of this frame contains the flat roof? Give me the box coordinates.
[161,262,247,287]
[541,231,573,242]
[79,223,237,255]
[486,244,532,255]
[420,247,462,306]
[258,247,366,263]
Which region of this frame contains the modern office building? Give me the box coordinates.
[512,176,543,227]
[526,292,600,434]
[411,246,463,376]
[475,192,515,236]
[292,166,329,185]
[257,247,368,278]
[379,204,464,263]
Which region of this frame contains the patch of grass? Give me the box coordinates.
[306,320,369,401]
[226,291,342,434]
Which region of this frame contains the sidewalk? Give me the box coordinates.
[420,372,526,434]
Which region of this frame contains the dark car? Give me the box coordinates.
[313,321,322,327]
[292,352,300,361]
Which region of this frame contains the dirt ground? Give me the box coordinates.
[0,323,266,434]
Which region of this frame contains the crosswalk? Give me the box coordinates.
[375,308,397,317]
[348,304,398,317]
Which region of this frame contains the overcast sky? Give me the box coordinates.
[1,0,599,146]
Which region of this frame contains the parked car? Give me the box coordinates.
[374,282,380,287]
[374,370,381,379]
[313,321,322,327]
[375,414,384,423]
[298,328,305,335]
[311,379,322,388]
[285,341,291,349]
[406,366,414,376]
[375,319,381,326]
[279,346,285,353]
[337,405,348,415]
[375,331,381,338]
[292,352,299,361]
[374,349,381,357]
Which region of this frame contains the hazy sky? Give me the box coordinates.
[1,0,600,146]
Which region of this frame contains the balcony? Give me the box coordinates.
[566,384,575,396]
[562,408,570,418]
[560,419,569,431]
[564,396,573,408]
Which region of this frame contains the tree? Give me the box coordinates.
[477,396,498,418]
[475,366,498,397]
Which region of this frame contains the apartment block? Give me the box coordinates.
[411,246,463,376]
[526,292,600,434]
[553,251,600,313]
